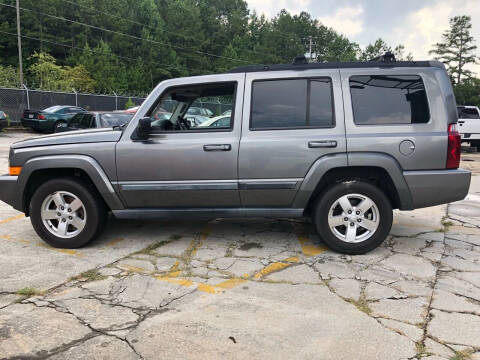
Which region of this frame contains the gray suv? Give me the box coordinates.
[0,56,471,254]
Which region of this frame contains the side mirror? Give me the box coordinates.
[135,117,151,140]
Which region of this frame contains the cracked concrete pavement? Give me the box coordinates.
[1,133,480,359]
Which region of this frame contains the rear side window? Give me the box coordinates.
[458,107,480,119]
[250,78,334,129]
[350,75,430,125]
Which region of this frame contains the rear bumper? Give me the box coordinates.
[21,118,51,131]
[403,169,471,209]
[0,175,20,209]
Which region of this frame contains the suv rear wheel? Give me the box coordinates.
[313,181,393,254]
[30,177,107,248]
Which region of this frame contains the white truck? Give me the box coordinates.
[458,105,480,148]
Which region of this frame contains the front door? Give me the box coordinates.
[116,74,244,208]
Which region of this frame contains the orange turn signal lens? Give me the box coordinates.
[9,166,22,176]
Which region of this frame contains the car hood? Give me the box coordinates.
[11,128,122,149]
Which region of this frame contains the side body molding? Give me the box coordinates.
[347,152,413,210]
[293,153,348,208]
[16,155,124,212]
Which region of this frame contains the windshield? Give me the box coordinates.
[43,106,65,113]
[100,113,134,127]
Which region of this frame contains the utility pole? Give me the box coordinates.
[303,36,317,63]
[16,0,23,86]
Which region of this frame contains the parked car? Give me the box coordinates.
[221,109,232,116]
[197,115,231,128]
[457,105,480,148]
[186,107,210,123]
[0,54,470,254]
[125,106,140,114]
[0,110,7,131]
[21,105,86,133]
[55,112,134,133]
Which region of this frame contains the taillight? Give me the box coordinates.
[38,114,46,120]
[446,123,461,169]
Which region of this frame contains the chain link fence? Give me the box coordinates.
[0,86,233,126]
[0,87,145,124]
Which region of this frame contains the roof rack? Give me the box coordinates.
[228,53,441,74]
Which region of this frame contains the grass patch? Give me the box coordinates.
[16,287,44,297]
[69,269,106,282]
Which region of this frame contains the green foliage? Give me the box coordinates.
[124,97,135,109]
[430,16,478,85]
[0,64,18,87]
[28,51,96,92]
[454,78,480,106]
[0,0,432,94]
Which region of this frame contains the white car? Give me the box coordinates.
[197,115,231,128]
[458,106,480,147]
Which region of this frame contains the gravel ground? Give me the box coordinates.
[0,131,479,360]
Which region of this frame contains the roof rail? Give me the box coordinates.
[369,51,396,63]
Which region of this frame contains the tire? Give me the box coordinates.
[313,181,393,254]
[29,177,107,248]
[53,121,67,132]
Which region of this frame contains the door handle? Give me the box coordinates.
[308,140,337,148]
[203,144,232,151]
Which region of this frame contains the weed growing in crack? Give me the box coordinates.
[415,342,427,356]
[15,287,44,298]
[450,350,474,360]
[135,239,174,255]
[69,269,106,282]
[347,298,371,315]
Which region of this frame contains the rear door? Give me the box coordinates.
[341,68,445,170]
[238,70,346,207]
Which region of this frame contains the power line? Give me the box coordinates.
[0,2,250,64]
[0,29,212,76]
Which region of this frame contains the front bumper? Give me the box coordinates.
[0,175,19,209]
[404,169,471,209]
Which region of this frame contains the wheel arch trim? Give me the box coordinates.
[293,152,413,210]
[16,155,124,212]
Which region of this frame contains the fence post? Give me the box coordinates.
[22,84,30,109]
[113,91,118,111]
[72,88,78,107]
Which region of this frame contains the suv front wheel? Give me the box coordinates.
[313,181,393,254]
[30,177,107,248]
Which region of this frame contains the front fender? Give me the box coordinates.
[15,155,124,212]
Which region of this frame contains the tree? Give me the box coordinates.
[454,78,480,107]
[430,16,478,85]
[0,65,18,87]
[124,97,135,109]
[28,52,66,90]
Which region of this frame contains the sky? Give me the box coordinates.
[245,0,480,73]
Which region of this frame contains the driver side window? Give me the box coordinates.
[148,82,236,132]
